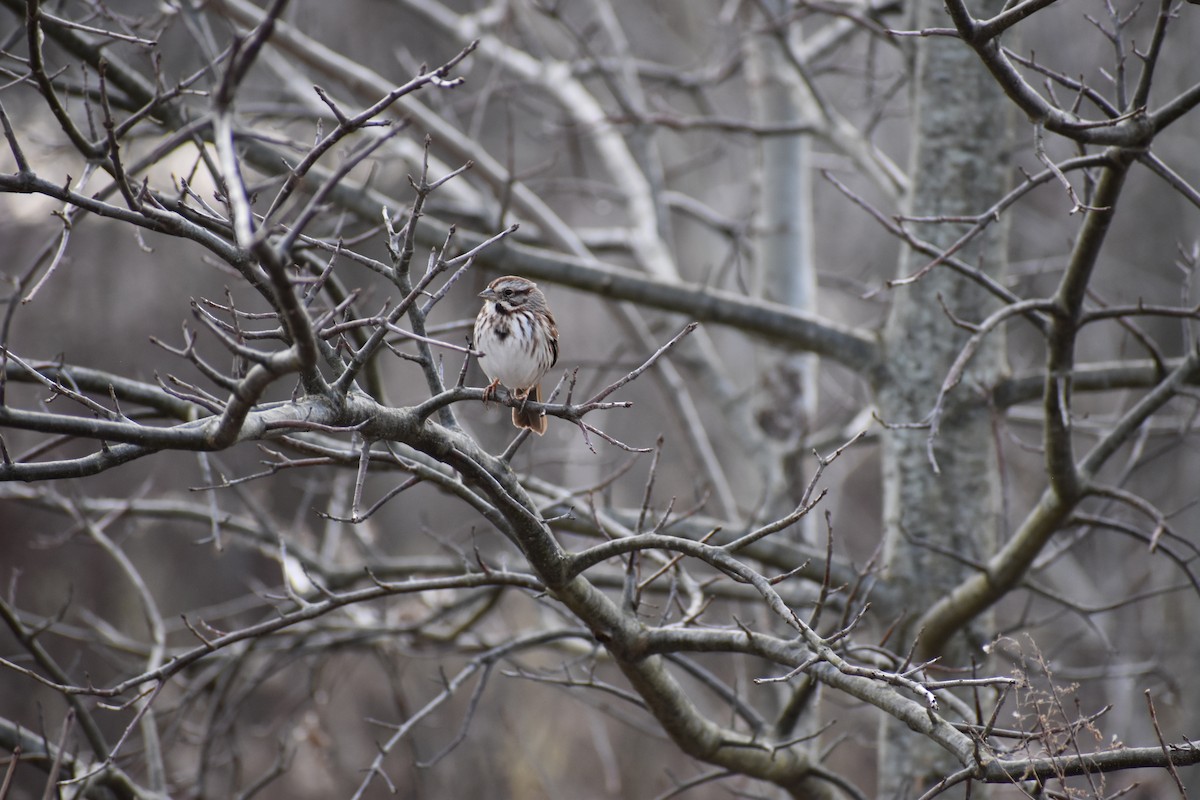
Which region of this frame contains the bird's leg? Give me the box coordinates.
[482,378,502,405]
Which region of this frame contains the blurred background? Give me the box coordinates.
[2,0,1199,797]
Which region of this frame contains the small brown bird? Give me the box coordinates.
[473,275,560,434]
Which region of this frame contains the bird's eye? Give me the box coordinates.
[502,289,513,297]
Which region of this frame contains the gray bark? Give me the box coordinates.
[875,0,1012,792]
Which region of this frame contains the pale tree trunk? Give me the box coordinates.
[743,6,827,766]
[875,0,1012,792]
[745,3,820,522]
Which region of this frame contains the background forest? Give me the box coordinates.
[2,0,1200,798]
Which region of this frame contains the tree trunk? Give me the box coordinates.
[875,0,1012,792]
[745,3,820,522]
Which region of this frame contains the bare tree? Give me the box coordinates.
[2,1,1200,798]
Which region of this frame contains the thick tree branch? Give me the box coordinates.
[471,237,880,370]
[916,347,1200,658]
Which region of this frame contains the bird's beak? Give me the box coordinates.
[478,288,495,299]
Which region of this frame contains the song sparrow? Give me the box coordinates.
[473,275,560,435]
